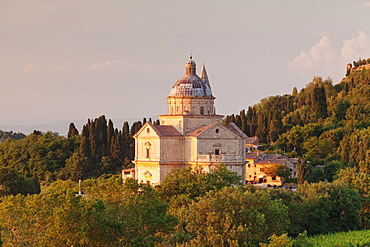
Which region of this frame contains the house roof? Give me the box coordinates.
[246,152,296,165]
[246,136,259,145]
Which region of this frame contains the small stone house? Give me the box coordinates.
[246,151,298,186]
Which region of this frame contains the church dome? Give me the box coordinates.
[169,56,213,97]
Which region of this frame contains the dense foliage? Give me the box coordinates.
[0,116,151,185]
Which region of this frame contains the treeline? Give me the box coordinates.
[352,57,370,68]
[0,116,156,195]
[0,167,364,246]
[0,130,25,143]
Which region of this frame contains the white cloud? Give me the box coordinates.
[87,59,135,71]
[57,62,70,71]
[288,31,370,79]
[288,36,336,76]
[22,63,39,72]
[341,31,370,62]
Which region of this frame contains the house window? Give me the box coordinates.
[200,106,204,115]
[249,175,252,178]
[248,164,251,167]
[254,164,256,167]
[272,176,277,180]
[215,149,220,155]
[215,129,219,133]
[146,148,150,158]
[147,128,150,133]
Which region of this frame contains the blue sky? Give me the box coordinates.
[1,0,370,133]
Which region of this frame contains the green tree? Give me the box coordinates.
[118,179,178,246]
[0,167,40,196]
[335,167,370,228]
[260,234,293,247]
[156,166,241,204]
[181,187,289,247]
[297,158,310,185]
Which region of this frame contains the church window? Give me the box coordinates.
[200,106,204,115]
[146,148,150,158]
[147,128,150,133]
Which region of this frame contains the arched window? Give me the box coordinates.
[145,142,151,158]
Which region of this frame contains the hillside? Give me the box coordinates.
[225,58,370,179]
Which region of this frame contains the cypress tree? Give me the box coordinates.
[79,125,91,158]
[312,84,328,120]
[67,123,79,138]
[292,87,298,96]
[298,158,310,185]
[107,119,114,153]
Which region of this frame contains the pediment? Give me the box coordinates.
[134,122,161,139]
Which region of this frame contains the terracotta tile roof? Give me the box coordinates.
[152,125,182,137]
[246,152,258,159]
[186,124,214,137]
[245,136,259,145]
[246,152,293,165]
[224,122,248,138]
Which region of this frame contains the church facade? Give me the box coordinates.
[133,56,247,185]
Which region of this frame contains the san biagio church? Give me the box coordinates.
[128,56,247,185]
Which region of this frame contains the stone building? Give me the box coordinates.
[133,56,247,185]
[245,151,298,186]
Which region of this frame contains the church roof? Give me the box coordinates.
[169,56,213,97]
[186,122,247,138]
[224,122,248,138]
[152,125,182,137]
[186,124,213,137]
